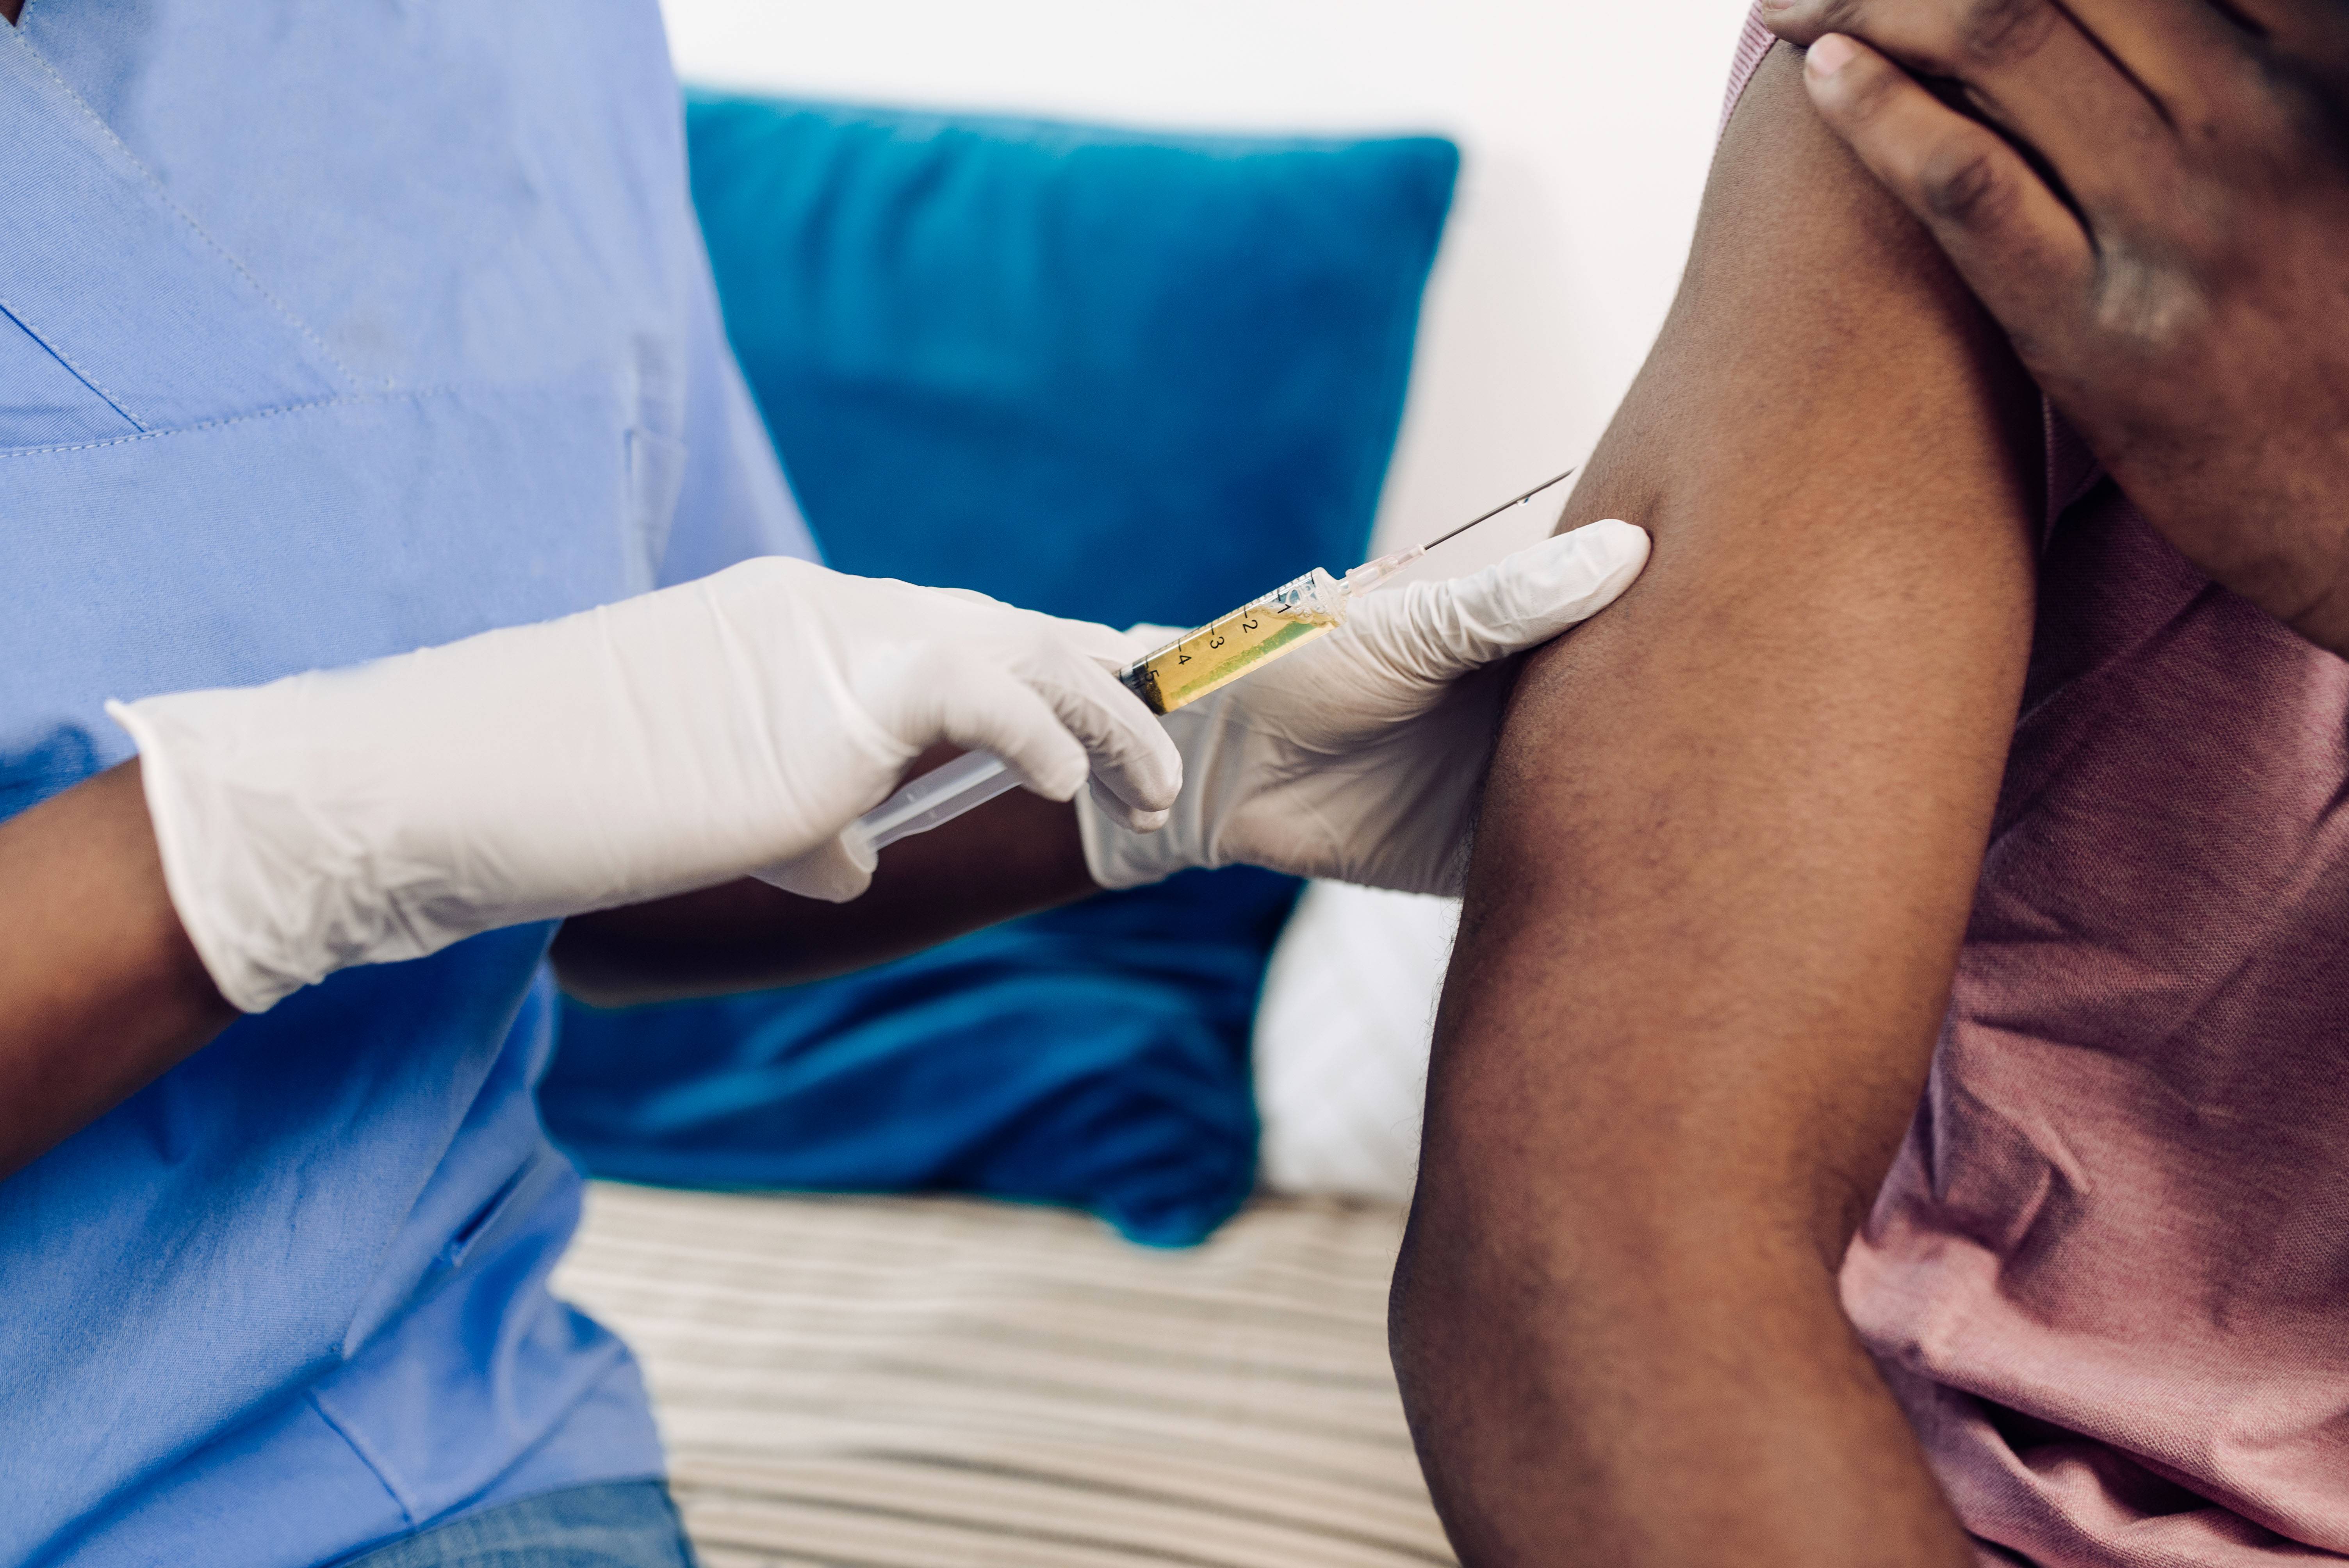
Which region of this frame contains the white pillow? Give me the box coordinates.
[1251,880,1460,1203]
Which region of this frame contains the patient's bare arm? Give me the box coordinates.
[1391,45,2040,1567]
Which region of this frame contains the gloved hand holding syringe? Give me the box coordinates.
[106,466,1638,1018]
[849,469,1587,859]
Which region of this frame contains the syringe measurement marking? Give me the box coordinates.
[1122,592,1338,715]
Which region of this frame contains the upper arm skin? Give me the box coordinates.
[1392,45,2040,1567]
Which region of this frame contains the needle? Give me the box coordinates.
[1419,465,1578,552]
[1342,465,1581,595]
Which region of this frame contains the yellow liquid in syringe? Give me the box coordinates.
[1118,568,1349,716]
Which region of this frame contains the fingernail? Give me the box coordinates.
[1807,33,1858,77]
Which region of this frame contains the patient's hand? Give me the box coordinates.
[1768,0,2349,656]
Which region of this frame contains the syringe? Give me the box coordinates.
[846,468,1577,859]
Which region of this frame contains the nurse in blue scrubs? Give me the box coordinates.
[0,3,1647,1564]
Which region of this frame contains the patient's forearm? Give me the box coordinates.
[1392,46,2038,1566]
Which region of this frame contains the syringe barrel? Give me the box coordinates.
[848,748,1017,857]
[1117,567,1347,716]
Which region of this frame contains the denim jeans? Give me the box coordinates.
[332,1481,696,1568]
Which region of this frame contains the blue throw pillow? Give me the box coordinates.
[677,92,1457,626]
[540,93,1456,1245]
[550,868,1297,1248]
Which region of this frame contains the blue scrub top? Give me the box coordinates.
[0,4,816,1563]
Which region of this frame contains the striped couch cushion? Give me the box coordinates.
[555,1183,1456,1567]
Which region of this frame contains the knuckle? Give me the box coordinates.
[1918,140,2016,228]
[1007,617,1066,659]
[1830,50,1905,125]
[1953,0,2055,68]
[916,646,984,704]
[2087,248,2212,360]
[1772,0,1859,42]
[2251,59,2342,162]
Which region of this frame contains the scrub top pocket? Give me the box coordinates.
[0,314,143,450]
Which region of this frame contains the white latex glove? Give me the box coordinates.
[1078,519,1648,897]
[110,557,1180,1013]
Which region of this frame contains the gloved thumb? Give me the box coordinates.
[1359,518,1649,682]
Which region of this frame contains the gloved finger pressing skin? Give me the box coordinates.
[1454,519,1652,652]
[1080,523,1645,892]
[1347,519,1651,686]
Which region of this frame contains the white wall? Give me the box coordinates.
[659,0,1753,556]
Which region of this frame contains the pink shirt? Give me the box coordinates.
[1723,16,2349,1564]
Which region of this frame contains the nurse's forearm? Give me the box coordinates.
[0,763,237,1179]
[0,750,1091,1171]
[549,777,1097,1007]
